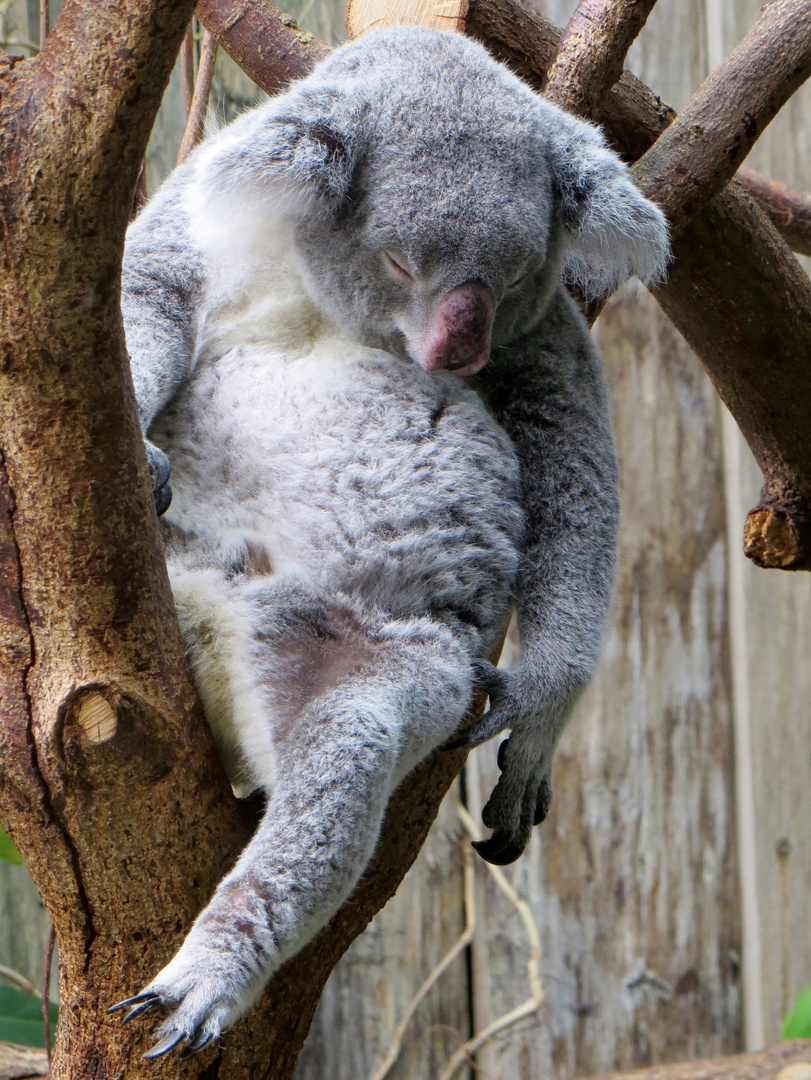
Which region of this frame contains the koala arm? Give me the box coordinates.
[465,288,620,864]
[122,185,205,510]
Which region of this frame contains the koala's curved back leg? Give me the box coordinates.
[136,601,474,1051]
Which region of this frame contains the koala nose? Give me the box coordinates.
[421,282,493,377]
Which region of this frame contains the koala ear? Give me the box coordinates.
[272,115,361,208]
[541,102,670,299]
[202,103,362,214]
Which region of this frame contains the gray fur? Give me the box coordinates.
[117,26,668,1052]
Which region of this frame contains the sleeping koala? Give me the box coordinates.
[112,25,668,1056]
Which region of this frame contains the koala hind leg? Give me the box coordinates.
[129,596,474,1056]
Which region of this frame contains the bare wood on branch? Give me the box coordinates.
[177,27,218,165]
[631,0,811,236]
[467,0,811,569]
[543,0,660,122]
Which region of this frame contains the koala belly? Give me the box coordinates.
[149,338,524,790]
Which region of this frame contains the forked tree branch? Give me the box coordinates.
[632,0,811,235]
[543,0,660,121]
[177,27,218,164]
[466,0,811,568]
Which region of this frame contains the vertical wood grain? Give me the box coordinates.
[467,290,742,1078]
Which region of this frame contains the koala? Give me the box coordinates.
[111,26,668,1057]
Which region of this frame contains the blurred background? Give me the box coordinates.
[1,1,810,1077]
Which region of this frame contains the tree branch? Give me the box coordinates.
[631,0,811,236]
[177,26,218,164]
[468,0,811,569]
[738,165,811,258]
[180,21,196,119]
[196,0,328,93]
[543,0,659,122]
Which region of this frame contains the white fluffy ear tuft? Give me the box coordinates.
[541,102,671,299]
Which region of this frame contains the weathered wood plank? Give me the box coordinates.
[711,0,811,1046]
[467,289,741,1078]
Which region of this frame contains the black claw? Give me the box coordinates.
[108,991,161,1015]
[497,737,509,772]
[143,1030,187,1059]
[473,832,526,866]
[179,1031,215,1058]
[123,999,164,1025]
[154,482,172,517]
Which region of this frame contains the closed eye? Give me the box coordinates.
[382,251,415,283]
[506,274,525,292]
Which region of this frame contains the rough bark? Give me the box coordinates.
[0,3,477,1080]
[467,0,811,567]
[195,0,328,93]
[543,0,660,122]
[631,0,811,236]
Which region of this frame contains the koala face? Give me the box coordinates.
[291,108,562,373]
[214,27,668,376]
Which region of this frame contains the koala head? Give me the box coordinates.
[208,28,669,375]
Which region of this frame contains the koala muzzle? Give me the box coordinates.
[422,282,493,377]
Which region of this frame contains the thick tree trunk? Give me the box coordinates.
[0,4,475,1078]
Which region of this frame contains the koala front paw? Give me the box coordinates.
[473,738,552,865]
[145,439,172,516]
[109,945,251,1058]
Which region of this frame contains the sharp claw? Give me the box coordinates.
[179,1031,215,1058]
[143,1030,187,1059]
[154,482,172,516]
[122,999,163,1025]
[497,737,509,771]
[473,832,526,866]
[107,991,160,1015]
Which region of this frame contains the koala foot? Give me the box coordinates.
[473,744,552,865]
[108,947,251,1058]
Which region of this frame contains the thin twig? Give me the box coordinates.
[42,921,56,1063]
[544,0,659,121]
[433,802,544,1080]
[38,0,47,45]
[132,160,148,219]
[632,0,811,236]
[180,22,195,121]
[176,28,218,165]
[370,838,476,1080]
[0,963,37,995]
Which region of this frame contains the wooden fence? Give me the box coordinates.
[1,1,810,1077]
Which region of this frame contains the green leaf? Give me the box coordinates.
[0,826,22,865]
[0,986,57,1048]
[783,980,811,1039]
